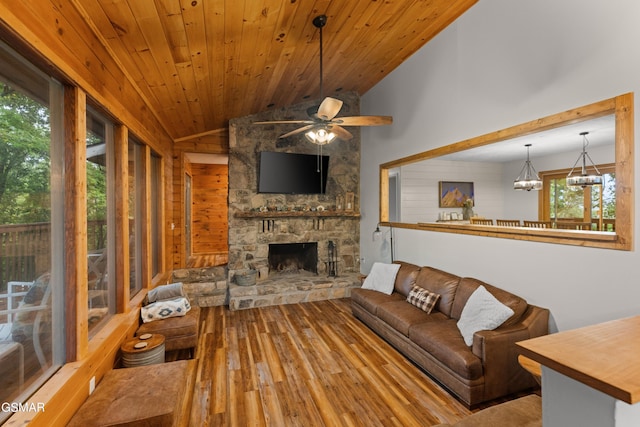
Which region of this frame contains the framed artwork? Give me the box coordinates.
[439,181,474,208]
[345,192,355,211]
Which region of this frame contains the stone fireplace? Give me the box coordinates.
[226,92,362,310]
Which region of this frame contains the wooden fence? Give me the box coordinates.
[0,220,107,291]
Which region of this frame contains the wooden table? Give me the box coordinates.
[517,315,640,427]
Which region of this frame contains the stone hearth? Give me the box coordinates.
[228,271,361,310]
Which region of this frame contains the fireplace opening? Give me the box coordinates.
[268,242,318,275]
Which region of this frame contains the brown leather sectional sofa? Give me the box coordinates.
[351,261,549,407]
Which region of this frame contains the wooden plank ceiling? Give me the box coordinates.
[71,0,477,142]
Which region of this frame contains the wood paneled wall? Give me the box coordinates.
[191,164,228,255]
[171,132,228,269]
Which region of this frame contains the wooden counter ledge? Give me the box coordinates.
[517,315,640,404]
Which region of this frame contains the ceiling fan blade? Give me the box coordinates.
[279,124,318,139]
[334,115,393,126]
[253,120,314,125]
[330,125,353,141]
[317,97,343,120]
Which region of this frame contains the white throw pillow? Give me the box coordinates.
[456,285,514,346]
[361,262,401,295]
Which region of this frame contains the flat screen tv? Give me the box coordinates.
[258,151,330,194]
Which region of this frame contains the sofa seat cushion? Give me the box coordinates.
[351,288,404,316]
[377,300,449,336]
[409,319,483,380]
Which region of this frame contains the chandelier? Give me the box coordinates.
[513,144,542,191]
[566,131,602,187]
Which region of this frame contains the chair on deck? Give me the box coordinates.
[496,219,521,227]
[523,220,552,229]
[8,273,52,372]
[470,218,494,225]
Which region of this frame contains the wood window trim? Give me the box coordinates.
[539,164,616,226]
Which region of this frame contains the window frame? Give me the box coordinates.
[0,40,65,421]
[539,164,616,229]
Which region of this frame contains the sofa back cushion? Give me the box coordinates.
[414,267,461,317]
[393,261,421,297]
[451,277,528,326]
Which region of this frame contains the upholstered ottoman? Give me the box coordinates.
[68,360,190,426]
[135,305,200,354]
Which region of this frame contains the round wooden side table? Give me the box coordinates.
[121,333,165,367]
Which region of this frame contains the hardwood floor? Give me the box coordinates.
[186,298,473,426]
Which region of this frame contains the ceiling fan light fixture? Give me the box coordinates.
[305,127,336,145]
[513,144,543,191]
[566,131,603,187]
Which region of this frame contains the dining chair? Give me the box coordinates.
[523,220,552,228]
[470,218,494,225]
[496,219,521,227]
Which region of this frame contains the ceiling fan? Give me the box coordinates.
[254,15,393,145]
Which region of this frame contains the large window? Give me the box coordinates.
[0,42,64,422]
[86,108,115,331]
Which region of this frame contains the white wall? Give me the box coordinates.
[360,0,640,333]
[400,159,504,223]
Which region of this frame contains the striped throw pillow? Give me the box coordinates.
[406,285,440,314]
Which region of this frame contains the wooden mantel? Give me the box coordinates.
[517,315,640,404]
[234,211,360,219]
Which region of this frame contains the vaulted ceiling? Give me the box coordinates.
[73,0,477,141]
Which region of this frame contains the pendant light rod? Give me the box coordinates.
[313,15,327,100]
[307,15,336,146]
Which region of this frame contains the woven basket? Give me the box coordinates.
[235,269,257,286]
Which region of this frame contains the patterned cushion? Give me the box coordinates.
[406,284,440,314]
[141,296,191,323]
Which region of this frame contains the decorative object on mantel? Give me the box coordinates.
[345,192,355,211]
[566,131,603,187]
[439,181,474,207]
[462,198,474,220]
[513,143,543,191]
[336,194,344,211]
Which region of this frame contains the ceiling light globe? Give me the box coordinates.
[305,128,336,145]
[513,179,543,191]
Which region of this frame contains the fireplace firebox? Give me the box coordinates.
[268,242,318,274]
